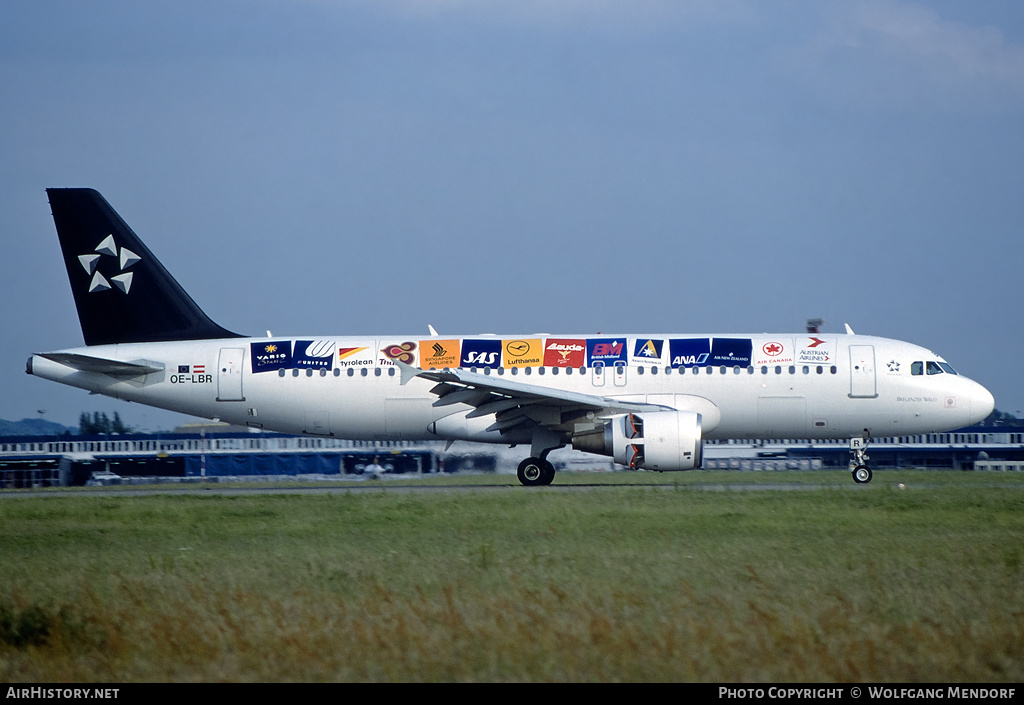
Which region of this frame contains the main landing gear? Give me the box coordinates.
[850,436,873,484]
[517,456,555,487]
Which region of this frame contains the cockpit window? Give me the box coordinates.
[938,362,958,375]
[926,361,943,375]
[911,361,923,376]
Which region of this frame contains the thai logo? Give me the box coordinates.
[381,341,417,365]
[78,234,140,294]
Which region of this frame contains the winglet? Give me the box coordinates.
[844,323,855,335]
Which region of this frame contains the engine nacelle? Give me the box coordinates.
[574,410,704,471]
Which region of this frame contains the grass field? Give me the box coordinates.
[1,470,1022,682]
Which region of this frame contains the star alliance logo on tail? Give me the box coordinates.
[78,234,141,294]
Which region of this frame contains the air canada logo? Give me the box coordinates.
[78,234,141,294]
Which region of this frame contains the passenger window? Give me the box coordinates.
[911,362,923,376]
[278,369,285,377]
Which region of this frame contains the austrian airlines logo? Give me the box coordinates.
[78,234,140,294]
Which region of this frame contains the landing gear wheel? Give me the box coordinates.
[518,457,555,486]
[852,465,873,484]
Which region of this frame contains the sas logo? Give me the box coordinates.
[544,339,585,368]
[503,339,542,367]
[460,339,502,369]
[251,341,293,373]
[420,339,460,369]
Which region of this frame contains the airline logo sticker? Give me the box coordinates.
[797,337,833,364]
[632,339,665,365]
[77,234,141,294]
[379,341,417,367]
[709,338,753,367]
[669,338,710,368]
[460,339,502,368]
[337,345,374,368]
[587,339,626,366]
[420,339,460,369]
[503,339,543,367]
[544,339,585,368]
[251,341,293,373]
[753,339,793,366]
[294,340,335,370]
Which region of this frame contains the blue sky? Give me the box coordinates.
[2,0,1022,431]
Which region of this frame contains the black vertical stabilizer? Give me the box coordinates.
[47,188,242,346]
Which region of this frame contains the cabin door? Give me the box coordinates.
[217,347,245,402]
[848,345,877,399]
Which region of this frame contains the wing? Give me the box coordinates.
[397,361,674,442]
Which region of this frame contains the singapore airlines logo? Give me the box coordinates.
[78,234,141,294]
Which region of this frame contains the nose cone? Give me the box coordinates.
[971,381,995,424]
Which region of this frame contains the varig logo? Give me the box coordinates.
[78,234,140,294]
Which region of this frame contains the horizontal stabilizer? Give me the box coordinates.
[38,352,164,377]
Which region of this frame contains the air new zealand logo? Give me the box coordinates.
[77,234,141,294]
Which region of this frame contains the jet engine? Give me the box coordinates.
[572,410,704,471]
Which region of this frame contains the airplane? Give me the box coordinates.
[27,188,996,486]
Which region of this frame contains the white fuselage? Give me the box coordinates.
[29,333,994,445]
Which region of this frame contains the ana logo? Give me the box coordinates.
[763,342,784,357]
[78,234,141,294]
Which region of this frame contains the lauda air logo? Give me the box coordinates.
[78,234,141,294]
